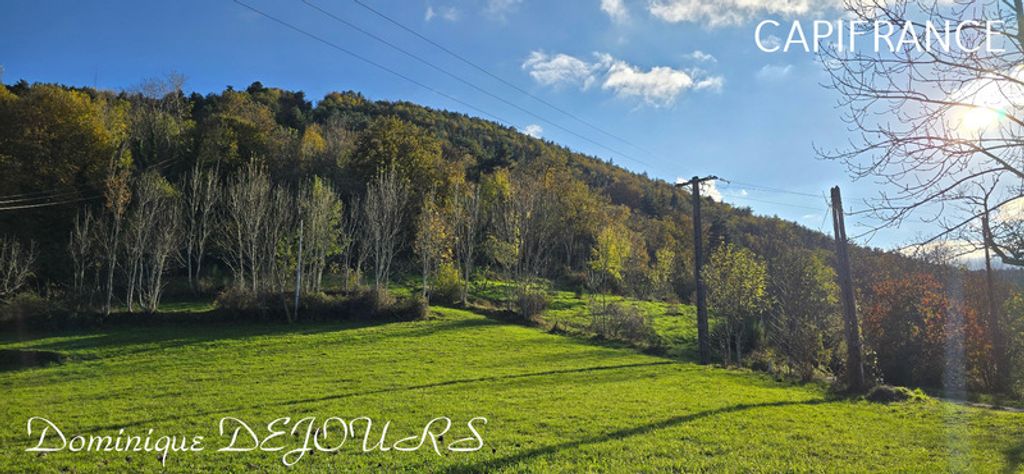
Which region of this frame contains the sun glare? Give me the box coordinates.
[960,106,1002,132]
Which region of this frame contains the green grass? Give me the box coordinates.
[3,306,1024,472]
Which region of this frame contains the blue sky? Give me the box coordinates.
[0,0,912,247]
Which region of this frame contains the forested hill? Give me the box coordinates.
[0,79,903,293]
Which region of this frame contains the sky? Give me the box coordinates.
[0,0,916,248]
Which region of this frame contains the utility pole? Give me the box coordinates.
[830,186,865,392]
[294,218,304,321]
[676,176,717,365]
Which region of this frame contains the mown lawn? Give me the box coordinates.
[2,307,1024,472]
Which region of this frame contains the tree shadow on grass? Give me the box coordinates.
[79,360,673,433]
[1003,440,1024,474]
[5,316,499,362]
[445,399,829,473]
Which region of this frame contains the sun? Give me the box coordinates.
[960,106,1003,133]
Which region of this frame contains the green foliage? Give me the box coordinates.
[432,262,463,305]
[703,243,770,364]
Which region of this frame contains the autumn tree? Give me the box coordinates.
[862,273,959,387]
[414,190,452,299]
[703,243,770,365]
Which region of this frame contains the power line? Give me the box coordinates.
[722,179,822,199]
[0,195,102,212]
[345,0,663,161]
[725,195,825,212]
[234,0,516,133]
[298,0,664,176]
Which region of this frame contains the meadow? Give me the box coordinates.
[3,302,1024,473]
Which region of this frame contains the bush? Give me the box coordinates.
[516,288,549,321]
[588,302,658,345]
[431,262,463,305]
[865,385,929,404]
[386,295,429,321]
[214,287,270,320]
[0,292,71,329]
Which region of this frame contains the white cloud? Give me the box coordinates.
[523,51,723,107]
[521,124,544,138]
[701,180,723,202]
[761,34,782,50]
[687,50,716,63]
[425,5,459,22]
[601,0,630,23]
[756,64,793,81]
[648,0,833,28]
[485,0,522,20]
[522,51,601,90]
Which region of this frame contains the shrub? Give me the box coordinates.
[431,262,463,305]
[516,288,549,321]
[214,287,269,320]
[386,295,429,321]
[588,302,658,345]
[865,385,929,404]
[0,292,70,329]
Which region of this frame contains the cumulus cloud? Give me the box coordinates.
[521,124,544,138]
[701,180,723,202]
[522,51,601,90]
[601,0,630,23]
[485,0,522,20]
[756,64,793,81]
[648,0,834,28]
[687,50,717,63]
[523,51,723,107]
[425,5,459,22]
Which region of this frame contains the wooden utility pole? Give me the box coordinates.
[830,186,865,392]
[676,176,717,365]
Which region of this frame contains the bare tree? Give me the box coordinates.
[820,0,1024,258]
[821,0,1024,389]
[339,195,362,291]
[102,147,132,315]
[452,181,481,304]
[123,172,181,313]
[364,166,409,293]
[181,164,220,292]
[0,236,36,300]
[218,162,272,292]
[68,209,99,304]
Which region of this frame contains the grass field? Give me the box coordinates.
[3,305,1024,472]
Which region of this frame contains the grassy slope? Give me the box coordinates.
[2,307,1024,473]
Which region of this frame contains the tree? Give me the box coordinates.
[364,165,409,294]
[298,177,344,293]
[180,164,221,292]
[819,1,1024,261]
[451,181,481,305]
[414,190,452,299]
[218,162,272,292]
[765,249,841,381]
[124,172,181,313]
[0,237,36,299]
[589,221,633,294]
[703,243,770,365]
[862,273,962,387]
